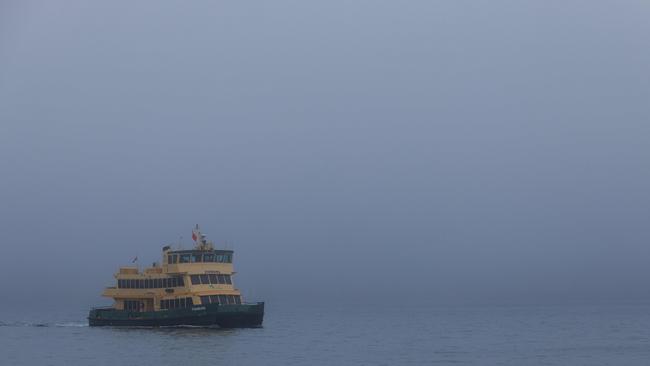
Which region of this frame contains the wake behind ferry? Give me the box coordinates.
[88,225,264,327]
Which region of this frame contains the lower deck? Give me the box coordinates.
[88,302,264,328]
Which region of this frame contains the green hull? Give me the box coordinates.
[88,302,264,327]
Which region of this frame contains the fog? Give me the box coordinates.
[1,1,649,311]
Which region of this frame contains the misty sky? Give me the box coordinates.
[1,1,649,310]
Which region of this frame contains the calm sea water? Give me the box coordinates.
[2,304,650,365]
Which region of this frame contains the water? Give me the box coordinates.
[2,304,650,365]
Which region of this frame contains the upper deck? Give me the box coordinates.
[102,225,243,312]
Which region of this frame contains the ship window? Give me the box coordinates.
[226,254,232,263]
[216,275,225,284]
[215,255,223,262]
[191,253,202,263]
[167,255,173,264]
[161,278,167,288]
[203,253,214,262]
[200,296,210,305]
[178,277,185,287]
[200,274,209,284]
[174,298,180,308]
[209,295,219,304]
[117,279,123,288]
[190,275,200,285]
[208,274,218,284]
[125,300,143,312]
[169,277,177,288]
[224,275,232,285]
[179,254,191,263]
[172,255,178,264]
[218,295,227,304]
[234,296,241,304]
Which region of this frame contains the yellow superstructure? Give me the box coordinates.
[102,225,243,312]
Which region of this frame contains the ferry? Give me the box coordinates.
[88,225,264,327]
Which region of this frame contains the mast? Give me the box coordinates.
[192,224,214,250]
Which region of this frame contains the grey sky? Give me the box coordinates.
[1,1,649,310]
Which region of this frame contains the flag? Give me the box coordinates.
[132,256,138,263]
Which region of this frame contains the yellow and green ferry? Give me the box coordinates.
[88,225,264,327]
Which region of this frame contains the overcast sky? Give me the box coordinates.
[1,1,649,311]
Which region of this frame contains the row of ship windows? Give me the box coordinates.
[118,277,185,289]
[160,297,194,310]
[124,296,242,311]
[190,274,232,286]
[167,253,232,264]
[124,300,146,311]
[200,295,242,305]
